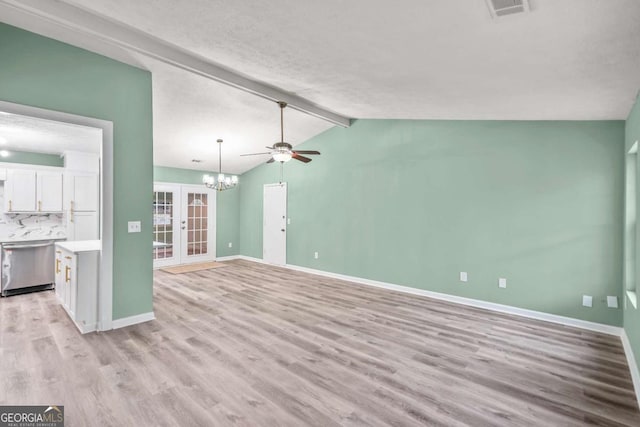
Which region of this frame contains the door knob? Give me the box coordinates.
[181,226,186,230]
[281,229,285,232]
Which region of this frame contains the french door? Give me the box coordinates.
[153,184,216,268]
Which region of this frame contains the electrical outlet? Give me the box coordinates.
[459,272,468,282]
[582,295,593,308]
[498,278,507,288]
[228,242,233,248]
[314,251,319,259]
[127,221,141,233]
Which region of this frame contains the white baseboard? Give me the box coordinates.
[112,311,155,329]
[234,255,622,336]
[216,255,241,262]
[621,330,640,410]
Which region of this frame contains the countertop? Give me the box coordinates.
[0,236,67,244]
[56,240,101,253]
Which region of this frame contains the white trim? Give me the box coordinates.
[621,330,640,410]
[236,255,622,336]
[0,100,114,332]
[0,0,351,128]
[112,311,155,329]
[215,255,241,262]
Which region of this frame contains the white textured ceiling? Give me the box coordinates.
[0,112,101,156]
[5,0,640,173]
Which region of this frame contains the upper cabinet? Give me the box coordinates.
[4,169,63,213]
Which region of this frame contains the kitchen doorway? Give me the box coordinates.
[0,100,113,331]
[153,183,216,268]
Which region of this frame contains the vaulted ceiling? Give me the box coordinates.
[1,0,639,174]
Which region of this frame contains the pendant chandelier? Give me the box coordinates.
[202,138,238,191]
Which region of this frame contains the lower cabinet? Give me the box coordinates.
[54,241,100,334]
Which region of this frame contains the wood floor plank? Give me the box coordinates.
[1,258,639,426]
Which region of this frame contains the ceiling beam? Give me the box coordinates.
[0,0,351,128]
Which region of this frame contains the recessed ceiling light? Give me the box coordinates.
[0,150,10,157]
[191,159,203,163]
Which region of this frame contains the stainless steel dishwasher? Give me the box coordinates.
[1,240,55,296]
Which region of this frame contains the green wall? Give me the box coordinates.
[0,23,153,320]
[154,166,239,257]
[0,151,63,167]
[239,119,624,326]
[624,94,640,376]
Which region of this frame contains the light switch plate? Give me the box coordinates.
[128,221,141,233]
[314,251,319,259]
[228,242,233,248]
[287,218,291,225]
[582,295,593,308]
[607,296,618,308]
[498,278,507,288]
[460,272,468,282]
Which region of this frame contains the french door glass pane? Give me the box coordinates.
[187,193,208,256]
[153,190,174,260]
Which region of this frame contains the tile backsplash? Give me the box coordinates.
[0,184,65,240]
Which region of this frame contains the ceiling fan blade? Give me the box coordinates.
[266,146,275,150]
[292,153,312,163]
[240,152,271,156]
[266,157,275,164]
[292,150,320,155]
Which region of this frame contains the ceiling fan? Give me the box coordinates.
[241,101,321,164]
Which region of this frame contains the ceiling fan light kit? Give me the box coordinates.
[203,138,239,191]
[241,101,321,164]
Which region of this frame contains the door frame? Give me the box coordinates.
[152,183,181,268]
[263,182,287,266]
[180,185,217,265]
[0,100,114,332]
[153,183,217,268]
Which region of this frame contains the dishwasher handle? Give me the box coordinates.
[3,241,55,249]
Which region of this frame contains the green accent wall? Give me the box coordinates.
[624,94,640,376]
[154,166,239,257]
[239,119,624,326]
[0,151,63,167]
[0,23,153,320]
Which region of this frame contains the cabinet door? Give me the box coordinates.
[63,254,73,310]
[69,255,77,318]
[69,211,99,241]
[5,170,36,212]
[37,172,63,212]
[54,249,65,302]
[66,174,98,211]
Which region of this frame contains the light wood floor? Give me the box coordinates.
[1,259,639,426]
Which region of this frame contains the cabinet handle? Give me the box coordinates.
[65,256,72,260]
[38,201,42,212]
[56,250,61,254]
[55,259,61,274]
[65,266,71,283]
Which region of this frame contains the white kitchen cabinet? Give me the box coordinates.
[64,173,99,241]
[5,169,37,212]
[67,211,99,241]
[54,248,65,303]
[4,169,63,212]
[55,241,100,334]
[37,171,63,212]
[64,173,98,212]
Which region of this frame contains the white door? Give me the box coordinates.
[37,171,63,212]
[263,183,287,266]
[180,186,216,265]
[153,184,180,267]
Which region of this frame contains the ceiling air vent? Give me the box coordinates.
[486,0,530,18]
